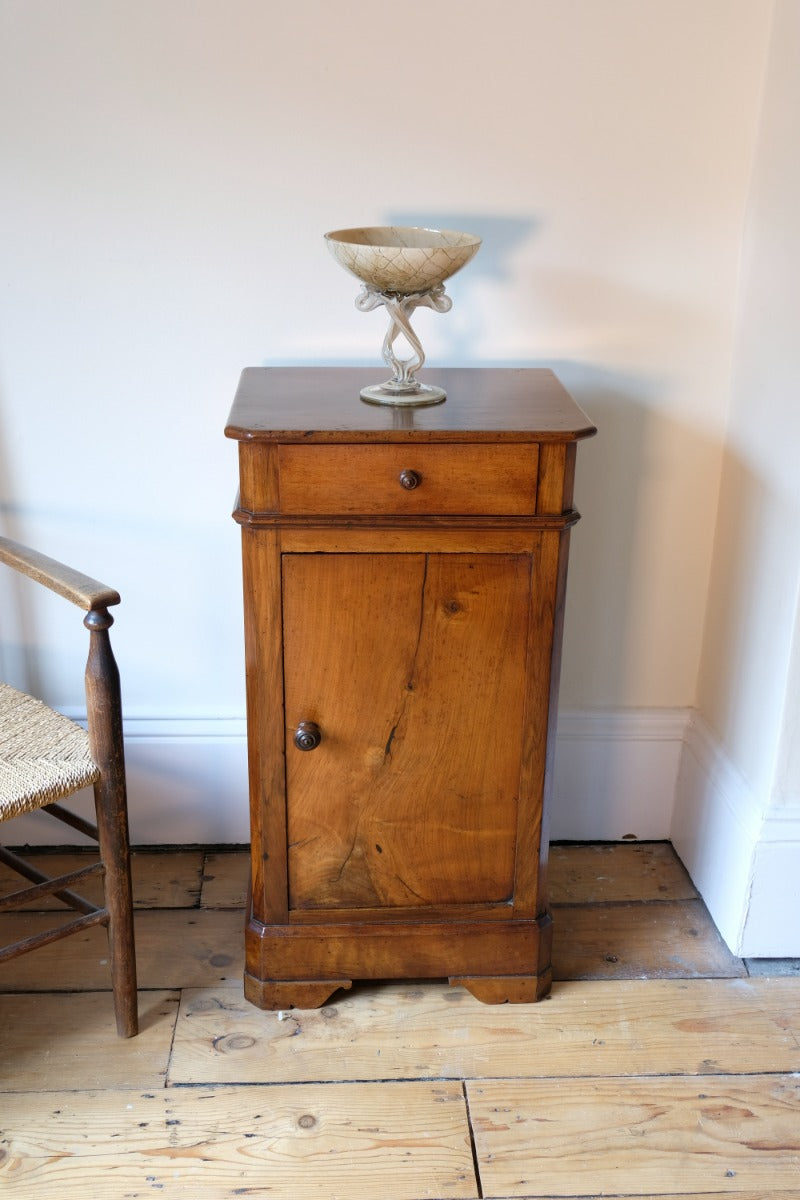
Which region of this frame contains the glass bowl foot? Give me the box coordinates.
[360,383,447,407]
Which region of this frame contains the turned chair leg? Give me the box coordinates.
[85,608,138,1038]
[93,772,138,1037]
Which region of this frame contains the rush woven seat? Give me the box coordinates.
[0,683,100,817]
[0,536,138,1037]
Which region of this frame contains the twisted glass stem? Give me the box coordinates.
[356,284,452,393]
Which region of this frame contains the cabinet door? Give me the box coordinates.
[282,552,533,912]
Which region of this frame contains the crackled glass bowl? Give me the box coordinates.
[324,226,481,295]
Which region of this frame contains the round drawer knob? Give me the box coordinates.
[399,469,422,491]
[294,721,322,752]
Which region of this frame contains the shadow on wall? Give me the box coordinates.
[386,211,537,365]
[386,212,537,284]
[697,441,798,790]
[0,383,44,697]
[299,211,678,711]
[287,209,735,734]
[379,217,655,706]
[378,213,722,715]
[547,362,652,709]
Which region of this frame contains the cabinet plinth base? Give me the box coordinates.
[450,971,552,1003]
[244,973,353,1010]
[244,910,553,1009]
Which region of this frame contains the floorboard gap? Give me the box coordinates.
[462,1080,484,1200]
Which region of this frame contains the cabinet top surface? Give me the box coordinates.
[225,367,596,444]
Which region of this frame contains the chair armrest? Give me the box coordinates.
[0,536,120,612]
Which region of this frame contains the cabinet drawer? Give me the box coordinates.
[277,444,539,515]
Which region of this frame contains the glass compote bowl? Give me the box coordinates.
[325,226,481,405]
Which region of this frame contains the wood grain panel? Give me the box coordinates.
[535,441,568,514]
[469,1075,800,1197]
[514,530,559,918]
[237,440,278,512]
[279,527,540,555]
[245,918,544,989]
[240,526,287,922]
[1,1081,476,1199]
[277,443,538,514]
[226,366,596,443]
[283,553,531,910]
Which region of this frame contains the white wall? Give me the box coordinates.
[695,0,800,798]
[673,0,800,955]
[0,5,775,858]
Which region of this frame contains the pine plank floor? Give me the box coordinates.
[1,841,798,1199]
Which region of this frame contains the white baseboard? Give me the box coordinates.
[123,717,251,845]
[3,717,251,847]
[5,707,688,848]
[671,710,800,957]
[742,832,800,957]
[551,708,689,841]
[6,705,794,958]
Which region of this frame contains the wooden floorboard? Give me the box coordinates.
[553,899,747,980]
[166,977,800,1086]
[0,908,244,990]
[0,849,204,909]
[468,1074,800,1197]
[1,841,798,1200]
[0,991,179,1091]
[199,850,249,909]
[0,1080,477,1200]
[0,899,743,993]
[548,841,698,903]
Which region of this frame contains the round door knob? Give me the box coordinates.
[294,721,322,751]
[399,469,422,490]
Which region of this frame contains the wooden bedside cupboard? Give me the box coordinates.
[225,366,595,1009]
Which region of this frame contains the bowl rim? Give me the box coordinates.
[324,225,482,249]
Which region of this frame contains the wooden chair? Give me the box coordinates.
[0,536,138,1036]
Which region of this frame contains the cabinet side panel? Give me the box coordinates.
[238,443,279,513]
[514,531,564,919]
[241,526,288,922]
[537,526,573,914]
[536,443,568,514]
